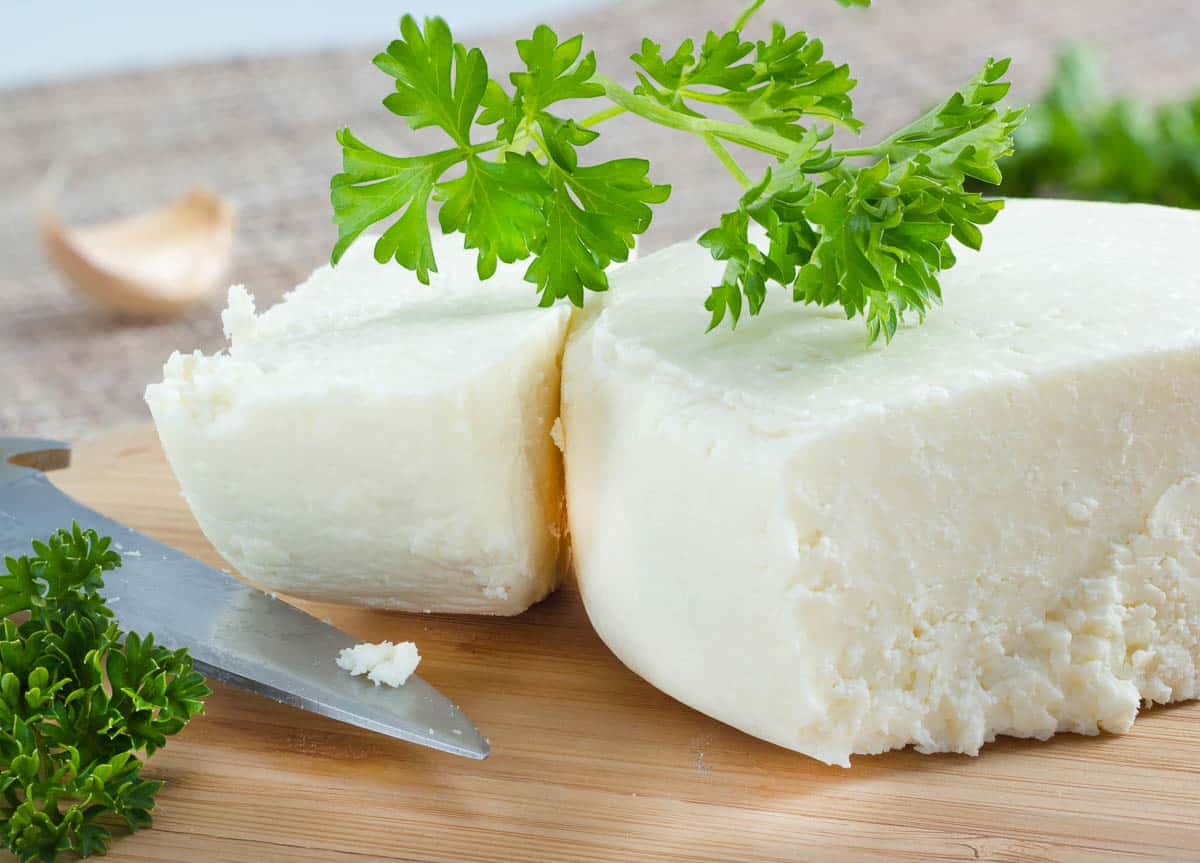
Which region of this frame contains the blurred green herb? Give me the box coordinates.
[995,46,1200,208]
[333,1,1021,344]
[0,524,209,862]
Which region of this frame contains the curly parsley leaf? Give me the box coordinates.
[632,21,859,135]
[331,2,1019,346]
[330,131,461,277]
[0,523,209,862]
[333,16,668,301]
[435,152,548,279]
[511,26,605,112]
[506,28,669,300]
[700,56,1021,342]
[374,15,488,145]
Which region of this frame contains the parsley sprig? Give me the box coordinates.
[0,524,209,862]
[332,1,1022,344]
[332,16,668,305]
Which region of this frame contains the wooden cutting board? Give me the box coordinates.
[40,424,1200,863]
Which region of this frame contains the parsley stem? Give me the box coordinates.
[580,104,627,128]
[677,87,864,135]
[731,0,765,32]
[473,139,509,154]
[833,146,880,157]
[703,134,753,187]
[529,127,555,166]
[677,88,731,106]
[592,74,794,158]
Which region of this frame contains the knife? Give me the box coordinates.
[0,436,489,760]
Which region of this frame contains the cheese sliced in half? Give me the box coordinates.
[561,199,1200,765]
[146,237,569,614]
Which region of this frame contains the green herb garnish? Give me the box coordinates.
[0,523,209,862]
[994,45,1200,209]
[331,1,1022,344]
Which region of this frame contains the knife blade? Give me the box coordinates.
[0,436,489,760]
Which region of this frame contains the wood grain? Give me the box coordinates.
[32,425,1200,862]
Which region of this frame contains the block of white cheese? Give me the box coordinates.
[561,199,1200,765]
[146,236,569,614]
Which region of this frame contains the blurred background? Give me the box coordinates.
[2,1,607,87]
[2,0,1198,437]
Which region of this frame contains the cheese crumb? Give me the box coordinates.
[336,640,421,688]
[221,285,257,342]
[549,417,566,452]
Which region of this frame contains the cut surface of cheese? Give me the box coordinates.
[146,236,569,614]
[561,199,1200,765]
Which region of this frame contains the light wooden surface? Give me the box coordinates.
[37,425,1200,863]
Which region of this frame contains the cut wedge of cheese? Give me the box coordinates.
[561,199,1200,765]
[146,237,569,614]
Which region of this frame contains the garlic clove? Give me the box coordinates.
[39,187,236,320]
